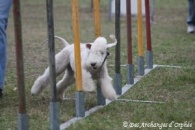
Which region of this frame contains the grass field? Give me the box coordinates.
[0,0,195,130]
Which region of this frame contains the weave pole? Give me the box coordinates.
[126,0,134,85]
[13,0,29,129]
[93,0,101,37]
[71,0,85,117]
[93,0,106,105]
[150,0,155,22]
[114,0,122,95]
[108,0,112,21]
[137,0,144,76]
[46,0,60,129]
[145,0,153,69]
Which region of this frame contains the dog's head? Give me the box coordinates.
[86,35,117,70]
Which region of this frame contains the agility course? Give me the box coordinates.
[14,0,154,129]
[0,0,194,130]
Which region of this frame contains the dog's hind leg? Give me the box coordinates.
[31,49,70,95]
[56,66,75,100]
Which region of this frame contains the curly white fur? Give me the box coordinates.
[31,35,117,101]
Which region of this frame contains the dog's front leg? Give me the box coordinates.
[98,77,117,101]
[98,66,117,101]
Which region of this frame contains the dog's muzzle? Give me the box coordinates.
[91,63,97,69]
[90,52,110,70]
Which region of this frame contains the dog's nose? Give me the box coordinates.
[91,63,96,67]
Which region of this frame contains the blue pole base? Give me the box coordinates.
[50,102,60,130]
[114,73,122,95]
[146,50,153,69]
[75,92,85,117]
[97,83,106,105]
[138,56,144,76]
[18,113,29,130]
[126,64,134,85]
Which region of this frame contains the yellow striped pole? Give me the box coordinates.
[71,0,85,117]
[93,0,101,37]
[137,0,144,57]
[71,0,82,91]
[137,0,144,76]
[93,0,105,105]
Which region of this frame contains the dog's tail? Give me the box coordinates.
[109,34,117,46]
[54,36,70,47]
[42,36,70,47]
[106,34,117,48]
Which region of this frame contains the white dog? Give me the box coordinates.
[31,35,117,101]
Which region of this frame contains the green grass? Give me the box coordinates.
[0,0,195,130]
[67,68,195,130]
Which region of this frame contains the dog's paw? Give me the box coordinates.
[106,93,117,101]
[30,86,40,96]
[56,93,64,101]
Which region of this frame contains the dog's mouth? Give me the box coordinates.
[90,63,99,70]
[92,67,97,70]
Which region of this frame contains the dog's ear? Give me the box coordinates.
[86,43,92,49]
[107,35,117,48]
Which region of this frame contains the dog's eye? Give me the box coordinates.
[100,52,104,55]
